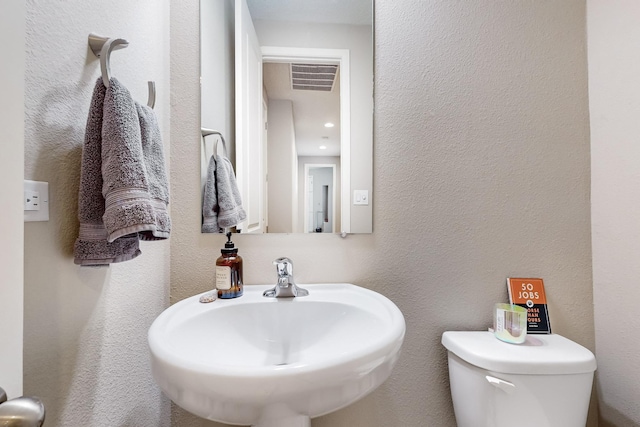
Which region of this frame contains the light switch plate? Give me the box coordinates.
[353,190,369,206]
[24,180,49,222]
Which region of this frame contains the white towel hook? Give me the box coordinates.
[201,128,228,157]
[147,81,156,109]
[88,33,156,108]
[88,33,128,88]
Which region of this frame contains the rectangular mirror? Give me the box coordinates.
[200,0,373,234]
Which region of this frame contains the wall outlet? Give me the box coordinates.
[24,180,49,222]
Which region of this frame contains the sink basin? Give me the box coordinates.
[148,283,405,427]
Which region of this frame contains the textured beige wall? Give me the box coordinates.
[588,1,640,426]
[171,1,595,426]
[0,0,25,399]
[22,1,172,426]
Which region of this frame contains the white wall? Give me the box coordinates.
[0,0,25,400]
[267,99,296,233]
[22,1,171,426]
[201,0,235,168]
[254,19,373,233]
[588,1,640,426]
[171,1,595,426]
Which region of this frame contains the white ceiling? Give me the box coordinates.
[263,62,341,157]
[248,0,372,157]
[246,0,372,26]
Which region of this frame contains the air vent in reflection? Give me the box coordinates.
[291,63,339,92]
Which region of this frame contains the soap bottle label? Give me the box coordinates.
[215,266,231,290]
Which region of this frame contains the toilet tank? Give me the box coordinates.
[442,331,596,427]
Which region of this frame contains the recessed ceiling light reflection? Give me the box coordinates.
[319,145,327,150]
[324,122,334,128]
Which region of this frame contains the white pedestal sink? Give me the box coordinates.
[148,283,405,427]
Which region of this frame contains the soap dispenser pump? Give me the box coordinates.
[215,232,243,299]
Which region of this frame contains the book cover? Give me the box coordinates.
[507,278,552,334]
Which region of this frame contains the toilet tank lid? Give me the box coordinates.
[442,331,596,375]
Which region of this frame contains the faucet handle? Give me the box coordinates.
[273,257,293,277]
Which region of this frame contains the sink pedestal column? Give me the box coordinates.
[253,406,311,427]
[253,414,310,427]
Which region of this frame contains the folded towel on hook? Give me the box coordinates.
[201,155,221,233]
[201,154,246,232]
[101,78,171,242]
[74,79,141,265]
[73,77,170,266]
[216,155,246,228]
[134,102,171,241]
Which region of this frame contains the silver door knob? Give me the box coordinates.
[0,387,46,427]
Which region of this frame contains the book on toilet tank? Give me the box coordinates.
[507,278,552,334]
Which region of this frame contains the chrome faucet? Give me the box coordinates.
[263,257,309,298]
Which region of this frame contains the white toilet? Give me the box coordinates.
[442,331,596,427]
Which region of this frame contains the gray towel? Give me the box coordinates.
[201,155,221,233]
[201,154,246,232]
[101,78,170,242]
[135,102,171,241]
[74,79,141,265]
[216,155,246,228]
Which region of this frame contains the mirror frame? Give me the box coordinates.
[200,0,374,234]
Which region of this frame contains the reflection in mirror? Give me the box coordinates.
[200,0,373,234]
[305,164,338,233]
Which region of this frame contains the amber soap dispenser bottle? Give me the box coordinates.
[215,232,243,299]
